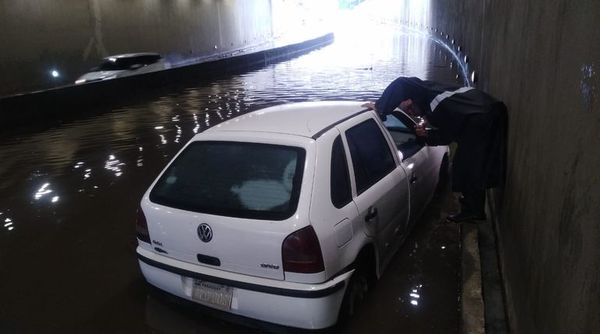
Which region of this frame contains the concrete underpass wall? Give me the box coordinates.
[431,1,600,333]
[0,0,274,96]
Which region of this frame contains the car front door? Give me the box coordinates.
[338,114,410,269]
[383,111,431,223]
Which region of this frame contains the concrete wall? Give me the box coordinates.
[431,1,600,333]
[0,0,275,96]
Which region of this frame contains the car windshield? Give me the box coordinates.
[150,141,305,220]
[382,113,410,130]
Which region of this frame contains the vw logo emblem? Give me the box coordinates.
[197,223,213,243]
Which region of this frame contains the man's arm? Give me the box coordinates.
[375,77,415,115]
[415,124,453,146]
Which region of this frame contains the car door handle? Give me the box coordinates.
[410,173,418,184]
[365,207,378,222]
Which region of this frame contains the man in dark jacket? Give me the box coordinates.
[365,77,506,223]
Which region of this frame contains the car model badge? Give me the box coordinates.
[197,223,213,242]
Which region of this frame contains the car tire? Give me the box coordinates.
[339,256,372,321]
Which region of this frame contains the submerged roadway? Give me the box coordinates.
[0,19,466,334]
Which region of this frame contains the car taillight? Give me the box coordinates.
[282,226,324,273]
[136,207,151,244]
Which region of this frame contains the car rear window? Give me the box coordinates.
[149,141,305,220]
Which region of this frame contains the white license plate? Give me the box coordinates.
[191,280,233,310]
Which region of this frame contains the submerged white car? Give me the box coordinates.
[136,101,448,329]
[75,53,167,84]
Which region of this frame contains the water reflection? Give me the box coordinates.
[104,155,125,177]
[193,115,200,134]
[3,215,15,231]
[34,183,54,201]
[409,284,424,307]
[175,125,182,144]
[136,146,144,167]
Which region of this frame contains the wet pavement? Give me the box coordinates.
[0,11,465,334]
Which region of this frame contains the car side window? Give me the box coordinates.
[140,55,160,65]
[330,135,352,208]
[346,119,396,195]
[129,57,145,68]
[383,113,423,159]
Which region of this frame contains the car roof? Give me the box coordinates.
[104,53,161,60]
[206,101,370,139]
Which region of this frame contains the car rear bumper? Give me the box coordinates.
[136,246,352,329]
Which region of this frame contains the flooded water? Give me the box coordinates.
[0,11,464,334]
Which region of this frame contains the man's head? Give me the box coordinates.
[400,99,422,116]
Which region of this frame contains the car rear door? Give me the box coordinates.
[337,113,410,268]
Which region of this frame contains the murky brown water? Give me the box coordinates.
[0,14,464,334]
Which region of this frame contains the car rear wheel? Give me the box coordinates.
[339,254,373,321]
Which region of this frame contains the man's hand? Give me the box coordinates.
[415,124,428,137]
[362,102,376,111]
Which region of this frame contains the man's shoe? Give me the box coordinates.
[446,211,486,223]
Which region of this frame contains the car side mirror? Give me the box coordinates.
[397,150,404,162]
[129,64,143,70]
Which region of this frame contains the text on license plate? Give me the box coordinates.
[191,280,233,310]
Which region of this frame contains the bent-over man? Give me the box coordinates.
[364,76,506,223]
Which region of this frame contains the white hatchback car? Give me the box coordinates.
[136,101,448,329]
